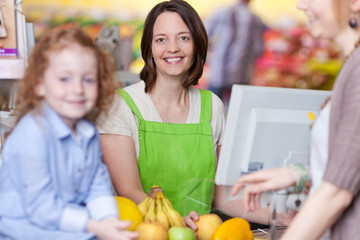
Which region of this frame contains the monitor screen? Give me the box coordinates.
[216,85,331,187]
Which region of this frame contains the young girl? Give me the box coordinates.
[0,26,138,240]
[232,0,360,239]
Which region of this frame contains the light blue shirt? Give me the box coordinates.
[0,102,118,240]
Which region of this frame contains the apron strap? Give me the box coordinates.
[199,89,212,124]
[117,88,211,123]
[116,88,144,120]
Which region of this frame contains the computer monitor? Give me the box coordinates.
[215,85,331,210]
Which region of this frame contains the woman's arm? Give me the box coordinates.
[280,181,353,240]
[100,134,146,204]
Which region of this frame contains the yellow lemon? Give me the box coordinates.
[115,196,143,230]
[211,218,253,240]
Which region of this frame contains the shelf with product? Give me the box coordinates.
[28,17,144,86]
[0,0,34,149]
[0,0,34,107]
[252,25,343,90]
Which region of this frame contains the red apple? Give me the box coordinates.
[168,226,196,240]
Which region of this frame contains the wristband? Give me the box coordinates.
[289,164,309,193]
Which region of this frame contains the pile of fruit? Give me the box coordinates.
[116,185,254,240]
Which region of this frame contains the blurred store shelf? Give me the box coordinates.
[0,59,25,79]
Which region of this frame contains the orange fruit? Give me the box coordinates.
[115,196,143,230]
[136,222,168,240]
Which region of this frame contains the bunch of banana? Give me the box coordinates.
[137,186,185,230]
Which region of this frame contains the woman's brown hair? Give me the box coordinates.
[139,0,208,92]
[12,25,116,129]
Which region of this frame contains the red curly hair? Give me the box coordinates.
[12,26,116,129]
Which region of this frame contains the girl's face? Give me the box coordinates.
[151,11,194,81]
[297,0,342,40]
[36,43,98,129]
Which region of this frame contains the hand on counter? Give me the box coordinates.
[86,217,139,240]
[184,210,200,231]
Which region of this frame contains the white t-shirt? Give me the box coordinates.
[309,102,331,240]
[98,81,225,159]
[309,102,330,195]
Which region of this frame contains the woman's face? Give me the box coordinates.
[151,11,194,81]
[297,0,343,40]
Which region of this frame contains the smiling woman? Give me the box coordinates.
[97,0,225,228]
[98,0,296,233]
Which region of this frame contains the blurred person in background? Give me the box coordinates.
[205,0,266,101]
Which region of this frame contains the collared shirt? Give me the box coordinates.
[0,102,117,239]
[205,2,265,88]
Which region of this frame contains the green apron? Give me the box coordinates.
[118,88,216,216]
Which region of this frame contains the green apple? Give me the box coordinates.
[168,226,196,240]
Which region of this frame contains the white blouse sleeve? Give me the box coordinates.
[97,94,137,138]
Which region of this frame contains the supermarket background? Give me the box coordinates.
[22,0,343,90]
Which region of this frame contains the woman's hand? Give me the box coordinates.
[232,167,298,212]
[87,217,139,240]
[184,211,200,231]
